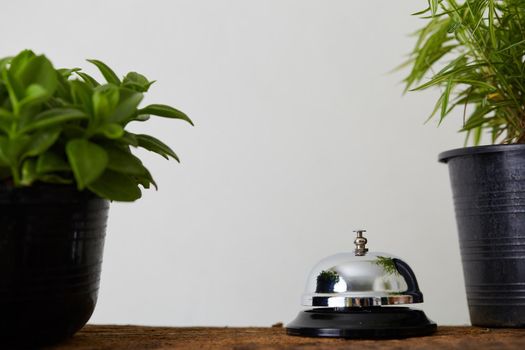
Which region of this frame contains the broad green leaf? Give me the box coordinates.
[54,71,73,102]
[22,129,61,159]
[87,59,121,85]
[138,104,193,125]
[5,51,38,103]
[97,123,124,139]
[19,108,87,134]
[122,71,155,92]
[87,170,141,201]
[0,135,29,166]
[3,68,25,105]
[0,49,191,198]
[136,133,179,161]
[69,80,94,114]
[0,56,12,71]
[92,84,119,122]
[110,88,143,123]
[19,84,50,109]
[8,50,36,82]
[105,145,146,175]
[66,139,108,189]
[37,174,73,184]
[36,151,70,173]
[16,54,58,99]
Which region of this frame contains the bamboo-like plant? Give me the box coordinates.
[404,0,525,145]
[0,50,192,201]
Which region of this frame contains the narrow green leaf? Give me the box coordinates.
[75,71,100,87]
[136,134,179,161]
[57,67,81,78]
[87,59,121,85]
[138,104,193,125]
[66,139,108,189]
[0,108,13,133]
[134,114,150,122]
[497,39,525,53]
[412,6,431,16]
[488,0,497,49]
[20,159,38,186]
[0,136,11,166]
[440,77,454,120]
[136,167,157,190]
[120,131,139,147]
[430,0,439,15]
[453,79,497,91]
[473,126,483,145]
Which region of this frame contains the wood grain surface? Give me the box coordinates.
[42,325,525,350]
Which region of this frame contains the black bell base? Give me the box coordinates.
[286,307,437,339]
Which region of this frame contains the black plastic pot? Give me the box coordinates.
[0,184,109,346]
[439,144,525,327]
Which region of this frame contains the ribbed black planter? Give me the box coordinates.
[439,144,525,327]
[0,184,109,346]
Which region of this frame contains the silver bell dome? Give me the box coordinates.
[302,230,424,307]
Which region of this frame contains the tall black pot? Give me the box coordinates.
[0,184,109,346]
[439,144,525,327]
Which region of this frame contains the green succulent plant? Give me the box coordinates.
[404,0,525,145]
[0,50,192,201]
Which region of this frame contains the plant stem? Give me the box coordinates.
[10,165,20,186]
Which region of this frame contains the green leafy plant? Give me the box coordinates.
[315,270,340,293]
[0,50,192,201]
[373,256,399,276]
[403,0,525,145]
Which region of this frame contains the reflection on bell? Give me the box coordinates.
[286,229,437,339]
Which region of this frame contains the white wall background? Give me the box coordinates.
[1,0,471,326]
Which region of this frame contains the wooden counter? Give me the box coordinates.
[44,325,525,350]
